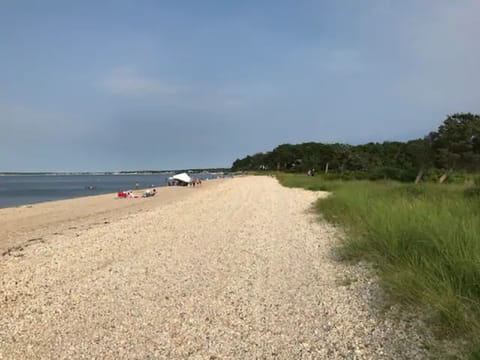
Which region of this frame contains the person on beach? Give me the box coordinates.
[143,188,156,197]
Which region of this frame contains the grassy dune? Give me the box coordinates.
[276,173,480,355]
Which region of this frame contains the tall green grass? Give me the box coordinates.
[277,173,480,353]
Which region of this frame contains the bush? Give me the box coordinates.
[464,186,480,198]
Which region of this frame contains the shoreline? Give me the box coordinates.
[0,173,224,209]
[0,184,168,210]
[0,179,221,255]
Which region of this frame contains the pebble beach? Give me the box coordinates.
[0,176,430,359]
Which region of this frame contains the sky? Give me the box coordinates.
[1,0,479,171]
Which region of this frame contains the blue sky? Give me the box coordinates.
[1,1,479,171]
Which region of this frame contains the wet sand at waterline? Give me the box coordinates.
[0,176,429,358]
[0,182,211,255]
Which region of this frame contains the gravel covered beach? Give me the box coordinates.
[0,176,429,359]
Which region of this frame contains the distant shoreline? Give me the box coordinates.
[0,168,231,176]
[0,172,224,208]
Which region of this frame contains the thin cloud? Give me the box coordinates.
[98,66,273,114]
[322,49,363,74]
[0,102,85,142]
[99,67,179,96]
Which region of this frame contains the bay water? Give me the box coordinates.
[0,173,216,208]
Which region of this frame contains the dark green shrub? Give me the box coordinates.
[464,186,480,198]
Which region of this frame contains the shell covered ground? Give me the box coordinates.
[0,176,430,359]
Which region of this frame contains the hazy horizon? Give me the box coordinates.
[0,168,229,174]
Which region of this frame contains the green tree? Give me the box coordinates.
[431,113,480,182]
[405,138,434,183]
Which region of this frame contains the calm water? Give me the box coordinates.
[0,173,215,208]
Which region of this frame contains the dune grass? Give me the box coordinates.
[276,173,480,356]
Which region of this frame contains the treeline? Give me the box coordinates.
[232,113,480,183]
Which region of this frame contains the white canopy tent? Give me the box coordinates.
[172,172,191,184]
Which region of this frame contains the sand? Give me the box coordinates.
[0,183,209,255]
[0,176,429,359]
